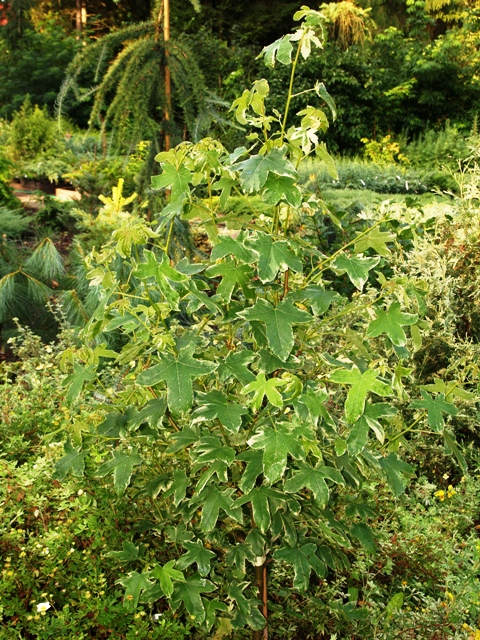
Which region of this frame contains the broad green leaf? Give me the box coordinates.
[386,593,404,618]
[421,378,474,401]
[316,141,338,179]
[248,422,304,484]
[292,286,340,315]
[367,302,418,347]
[239,298,312,360]
[206,260,254,301]
[106,540,144,562]
[315,82,337,121]
[53,438,86,480]
[137,351,217,413]
[234,147,297,193]
[117,571,154,610]
[195,460,228,494]
[218,350,256,385]
[261,35,293,67]
[354,227,396,257]
[330,368,392,424]
[225,543,255,573]
[128,397,167,430]
[97,449,143,495]
[331,254,380,290]
[163,469,190,506]
[241,373,287,411]
[205,602,230,634]
[273,544,325,591]
[249,487,271,533]
[250,232,303,283]
[237,450,264,493]
[257,348,299,374]
[210,231,258,263]
[191,486,243,532]
[350,523,376,553]
[135,250,186,308]
[194,436,236,465]
[347,416,370,456]
[151,561,185,598]
[176,541,216,577]
[63,363,96,403]
[164,427,199,453]
[151,163,191,201]
[444,430,467,473]
[171,576,216,623]
[377,453,415,497]
[410,390,458,432]
[192,390,248,433]
[294,387,335,428]
[262,174,302,206]
[284,462,344,506]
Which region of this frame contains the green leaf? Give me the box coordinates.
[250,232,303,283]
[315,142,338,179]
[194,436,236,465]
[410,390,458,432]
[354,227,396,257]
[331,254,380,290]
[163,469,190,506]
[137,350,217,413]
[421,378,474,401]
[135,250,186,309]
[350,523,376,553]
[262,174,302,206]
[165,427,199,454]
[386,593,404,618]
[106,541,143,562]
[315,82,337,121]
[176,541,216,577]
[248,422,304,484]
[443,430,467,473]
[241,373,287,411]
[234,147,297,193]
[376,453,415,497]
[192,390,248,433]
[218,350,257,385]
[117,571,154,610]
[151,561,185,598]
[171,576,216,624]
[292,286,340,315]
[96,449,143,495]
[239,298,312,360]
[273,543,325,591]
[128,397,167,431]
[347,416,370,456]
[63,363,96,403]
[210,231,258,263]
[249,487,271,533]
[53,438,86,480]
[330,368,393,424]
[206,260,254,301]
[151,163,191,201]
[261,35,293,67]
[237,450,264,493]
[367,302,418,347]
[284,462,344,507]
[191,486,243,532]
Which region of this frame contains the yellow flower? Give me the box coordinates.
[447,485,456,498]
[434,489,445,501]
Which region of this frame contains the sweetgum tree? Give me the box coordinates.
[56,7,465,637]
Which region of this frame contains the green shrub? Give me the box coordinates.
[9,97,58,162]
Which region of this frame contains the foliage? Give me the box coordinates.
[9,97,59,162]
[52,9,474,638]
[362,135,409,166]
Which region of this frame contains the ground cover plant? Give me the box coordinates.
[28,8,478,639]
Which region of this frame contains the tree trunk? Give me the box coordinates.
[76,0,86,35]
[163,0,172,151]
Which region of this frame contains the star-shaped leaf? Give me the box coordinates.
[236,450,264,493]
[241,373,287,411]
[284,462,344,507]
[233,147,297,193]
[192,390,248,433]
[331,254,380,290]
[117,571,154,610]
[137,351,217,413]
[218,350,256,385]
[135,250,186,308]
[151,561,185,598]
[194,436,236,465]
[262,174,302,206]
[205,260,254,301]
[330,368,393,424]
[171,576,216,623]
[97,448,143,495]
[151,163,191,201]
[250,232,303,283]
[248,422,304,484]
[210,231,258,263]
[367,302,418,347]
[191,486,243,531]
[261,35,294,67]
[176,541,216,577]
[53,438,86,480]
[63,363,97,403]
[292,286,340,315]
[410,390,458,432]
[238,298,312,360]
[273,544,326,591]
[354,227,396,257]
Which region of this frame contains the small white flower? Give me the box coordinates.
[34,510,40,518]
[77,489,84,496]
[152,613,162,621]
[36,602,51,612]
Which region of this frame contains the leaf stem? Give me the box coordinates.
[280,38,303,143]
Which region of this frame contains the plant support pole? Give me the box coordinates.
[163,0,172,151]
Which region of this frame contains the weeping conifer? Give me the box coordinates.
[57,0,207,151]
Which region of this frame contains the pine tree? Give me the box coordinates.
[57,0,207,152]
